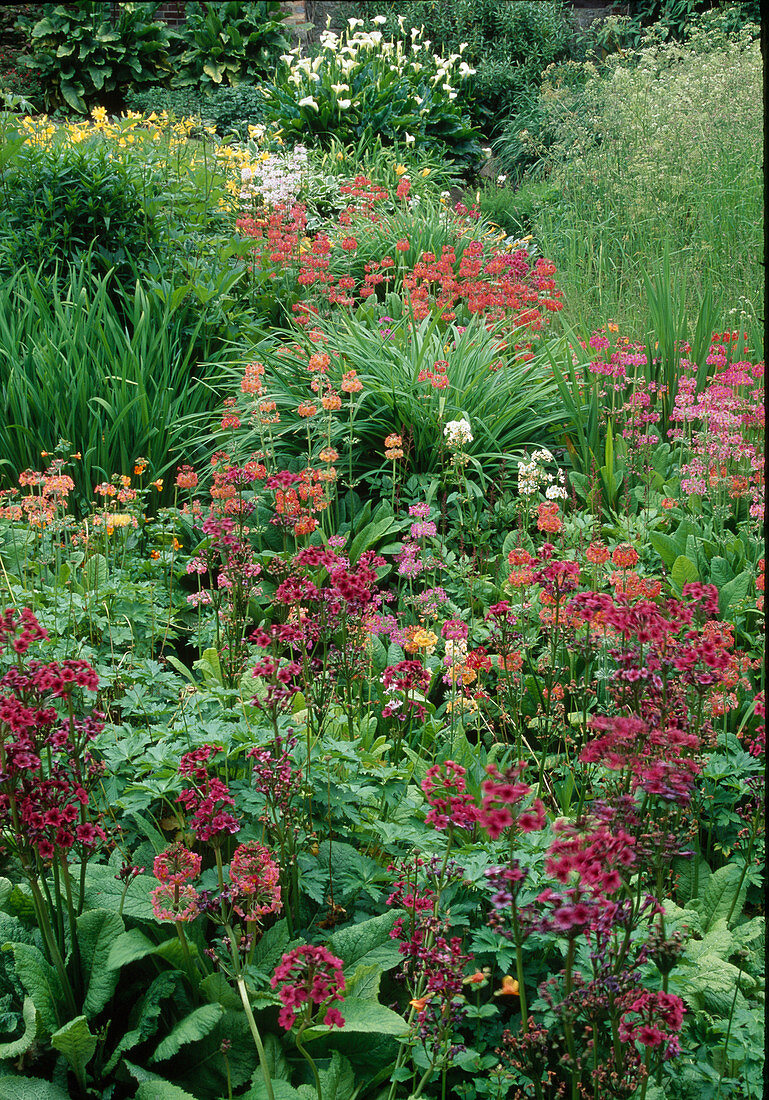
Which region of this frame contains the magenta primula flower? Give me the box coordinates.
[271,944,346,1031]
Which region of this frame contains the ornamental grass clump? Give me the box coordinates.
[520,16,762,332]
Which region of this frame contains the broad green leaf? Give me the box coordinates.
[0,1081,71,1100]
[649,530,683,569]
[342,962,382,1003]
[672,856,711,905]
[313,1052,355,1100]
[709,556,734,589]
[718,570,751,618]
[0,884,35,923]
[81,862,156,920]
[700,864,746,931]
[193,647,224,686]
[103,970,181,1074]
[3,943,62,1035]
[684,918,733,962]
[202,61,224,83]
[671,554,699,588]
[661,900,702,935]
[125,1062,198,1099]
[51,1015,96,1085]
[60,81,86,113]
[198,971,241,1011]
[106,928,159,970]
[77,908,124,1017]
[150,1003,223,1062]
[0,996,36,1059]
[307,997,406,1038]
[135,1083,199,1100]
[327,912,400,972]
[250,918,291,977]
[243,1082,304,1100]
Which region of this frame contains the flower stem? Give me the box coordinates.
[237,976,275,1100]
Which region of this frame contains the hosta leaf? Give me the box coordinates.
[60,81,86,113]
[150,1003,223,1062]
[77,908,124,1017]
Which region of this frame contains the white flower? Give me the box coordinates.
[347,17,363,28]
[338,99,351,109]
[331,83,349,94]
[298,96,319,112]
[372,14,387,24]
[546,484,568,500]
[444,418,473,447]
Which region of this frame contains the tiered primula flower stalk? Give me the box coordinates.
[0,608,106,1017]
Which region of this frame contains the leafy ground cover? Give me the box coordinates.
[0,11,764,1100]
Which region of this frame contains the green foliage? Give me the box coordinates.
[0,265,224,508]
[17,2,173,114]
[347,0,574,137]
[474,179,559,239]
[50,1016,98,1091]
[126,80,265,136]
[259,21,480,171]
[228,313,564,485]
[0,135,160,283]
[516,17,762,333]
[171,0,289,92]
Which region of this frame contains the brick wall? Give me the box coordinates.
[153,1,187,26]
[280,0,307,27]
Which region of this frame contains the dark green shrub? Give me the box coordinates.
[0,139,161,284]
[17,1,173,114]
[125,81,265,136]
[171,0,288,91]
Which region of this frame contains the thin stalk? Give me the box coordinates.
[236,976,275,1100]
